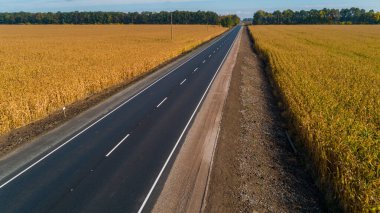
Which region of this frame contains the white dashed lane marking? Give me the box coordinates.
[180,79,186,85]
[156,97,168,108]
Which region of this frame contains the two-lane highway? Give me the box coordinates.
[0,25,241,212]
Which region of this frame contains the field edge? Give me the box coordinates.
[0,28,228,158]
[246,26,342,211]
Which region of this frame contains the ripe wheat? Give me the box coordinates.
[249,25,380,211]
[0,25,226,135]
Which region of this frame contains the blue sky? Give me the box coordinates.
[1,0,379,18]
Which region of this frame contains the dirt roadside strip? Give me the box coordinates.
[204,26,324,212]
[151,28,242,212]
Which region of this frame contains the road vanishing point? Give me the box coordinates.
[0,25,241,213]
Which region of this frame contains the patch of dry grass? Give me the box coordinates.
[249,25,380,211]
[0,25,226,135]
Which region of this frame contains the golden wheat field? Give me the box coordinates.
[249,25,380,211]
[0,25,226,135]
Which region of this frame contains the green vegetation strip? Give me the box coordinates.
[253,8,380,25]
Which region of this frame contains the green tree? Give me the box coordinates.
[252,8,380,25]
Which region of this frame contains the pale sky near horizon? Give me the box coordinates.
[1,0,379,18]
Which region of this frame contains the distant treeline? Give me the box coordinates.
[253,8,380,24]
[0,11,240,27]
[219,15,240,27]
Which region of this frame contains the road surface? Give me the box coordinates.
[0,25,241,213]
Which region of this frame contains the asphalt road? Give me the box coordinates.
[0,25,241,213]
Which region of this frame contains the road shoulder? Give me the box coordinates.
[0,30,229,182]
[151,27,242,212]
[204,26,324,212]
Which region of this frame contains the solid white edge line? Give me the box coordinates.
[137,26,240,213]
[180,79,187,85]
[156,97,168,108]
[105,134,130,157]
[0,28,234,190]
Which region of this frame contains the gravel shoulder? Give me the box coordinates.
[204,26,324,212]
[152,27,242,213]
